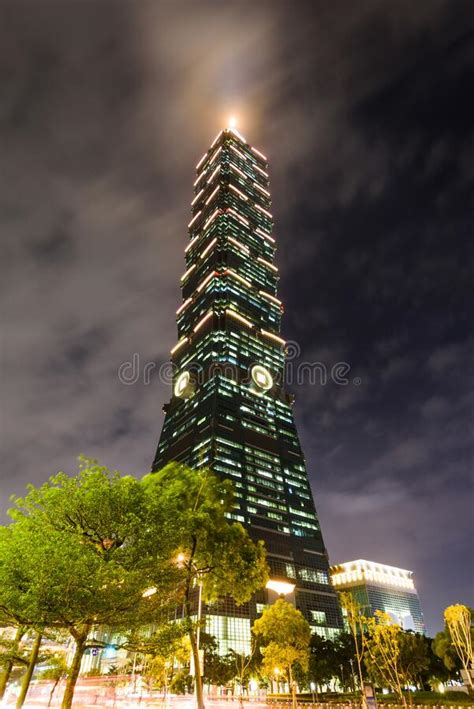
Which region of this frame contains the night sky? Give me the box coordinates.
[1,1,473,636]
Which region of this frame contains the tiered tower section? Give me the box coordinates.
[153,126,342,652]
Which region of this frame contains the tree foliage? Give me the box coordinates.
[307,632,358,691]
[147,464,268,604]
[307,633,338,690]
[0,458,268,709]
[398,632,430,687]
[433,628,463,673]
[365,611,407,705]
[199,633,235,688]
[339,592,369,703]
[38,653,69,709]
[253,599,310,709]
[148,464,268,709]
[228,646,261,706]
[443,605,474,689]
[0,627,26,700]
[0,458,182,707]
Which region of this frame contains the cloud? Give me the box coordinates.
[420,395,450,419]
[1,0,473,637]
[427,343,468,373]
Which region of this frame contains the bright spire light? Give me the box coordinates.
[228,115,238,129]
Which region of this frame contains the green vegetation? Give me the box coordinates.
[253,599,311,709]
[0,457,268,709]
[0,457,471,706]
[339,591,369,706]
[151,463,268,709]
[443,605,474,691]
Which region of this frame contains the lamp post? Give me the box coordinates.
[274,667,281,695]
[196,574,203,652]
[349,658,356,692]
[176,553,203,654]
[310,681,316,706]
[176,552,205,709]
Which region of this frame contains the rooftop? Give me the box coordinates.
[330,559,416,590]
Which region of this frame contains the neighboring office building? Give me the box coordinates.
[151,124,343,653]
[330,559,425,634]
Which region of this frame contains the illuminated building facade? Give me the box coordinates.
[330,559,425,633]
[152,125,342,652]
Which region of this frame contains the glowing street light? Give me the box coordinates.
[266,579,296,596]
[228,115,238,129]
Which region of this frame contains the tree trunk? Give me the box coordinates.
[0,626,24,700]
[61,625,90,709]
[355,654,367,709]
[289,666,297,709]
[0,661,12,701]
[48,677,61,708]
[0,660,13,701]
[189,627,205,709]
[16,630,43,708]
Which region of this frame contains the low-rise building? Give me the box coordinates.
[330,559,424,634]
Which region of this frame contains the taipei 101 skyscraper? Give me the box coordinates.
[152,122,342,652]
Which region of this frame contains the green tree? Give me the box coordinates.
[0,626,68,709]
[0,458,183,709]
[398,632,430,689]
[15,631,43,709]
[253,599,311,709]
[339,592,369,704]
[147,464,268,709]
[433,628,462,676]
[420,635,451,688]
[38,653,68,708]
[444,605,474,690]
[200,633,235,689]
[0,627,26,700]
[333,632,360,691]
[364,611,406,706]
[228,644,261,708]
[124,622,188,697]
[0,520,51,709]
[142,654,170,693]
[307,634,337,691]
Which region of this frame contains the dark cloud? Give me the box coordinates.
[1,0,473,635]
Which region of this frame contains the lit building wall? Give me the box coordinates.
[330,559,425,634]
[152,126,343,653]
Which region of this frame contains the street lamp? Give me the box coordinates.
[265,579,296,597]
[274,667,281,694]
[310,681,316,705]
[175,552,204,696]
[349,658,356,692]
